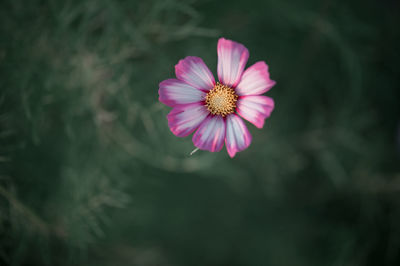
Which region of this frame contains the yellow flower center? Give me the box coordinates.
[205,82,238,117]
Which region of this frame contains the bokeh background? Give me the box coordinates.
[1,0,400,265]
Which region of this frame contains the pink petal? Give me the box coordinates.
[225,114,252,158]
[236,96,275,128]
[175,56,215,91]
[217,38,249,88]
[167,103,209,137]
[159,79,206,107]
[235,61,276,96]
[192,115,226,152]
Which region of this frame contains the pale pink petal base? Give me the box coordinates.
[175,56,215,91]
[159,79,206,107]
[237,96,275,128]
[193,115,226,152]
[217,38,249,88]
[235,61,276,96]
[225,114,252,158]
[167,103,209,137]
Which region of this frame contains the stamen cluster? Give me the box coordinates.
[205,82,238,117]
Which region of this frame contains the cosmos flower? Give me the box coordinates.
[158,38,276,157]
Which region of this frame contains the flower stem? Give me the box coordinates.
[190,147,200,156]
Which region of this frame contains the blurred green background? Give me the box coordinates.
[1,0,399,265]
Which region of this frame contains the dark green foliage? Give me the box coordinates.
[0,0,399,265]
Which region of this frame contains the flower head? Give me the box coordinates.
[159,38,276,157]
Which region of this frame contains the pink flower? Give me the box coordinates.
[159,38,276,157]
